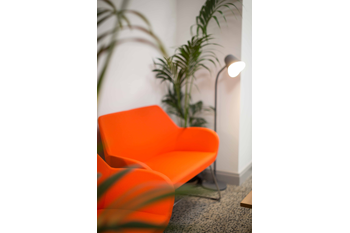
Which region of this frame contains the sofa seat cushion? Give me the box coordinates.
[97,209,168,233]
[143,151,217,186]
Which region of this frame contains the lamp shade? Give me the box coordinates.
[224,54,246,78]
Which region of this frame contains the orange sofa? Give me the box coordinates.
[98,105,219,188]
[97,154,175,233]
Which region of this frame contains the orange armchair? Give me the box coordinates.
[97,154,174,233]
[98,105,219,188]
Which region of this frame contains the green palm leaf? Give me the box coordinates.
[212,15,221,28]
[97,168,133,200]
[217,10,227,23]
[97,13,113,26]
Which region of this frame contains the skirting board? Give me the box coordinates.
[201,162,252,186]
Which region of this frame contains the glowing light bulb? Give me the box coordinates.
[227,61,246,78]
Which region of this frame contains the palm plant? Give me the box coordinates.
[194,0,241,36]
[153,0,242,128]
[153,35,220,127]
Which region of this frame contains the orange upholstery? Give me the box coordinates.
[97,154,174,233]
[144,151,216,185]
[98,105,219,187]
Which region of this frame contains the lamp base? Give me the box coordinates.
[202,179,227,191]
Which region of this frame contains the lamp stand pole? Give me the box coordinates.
[202,66,227,191]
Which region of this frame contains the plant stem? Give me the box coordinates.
[184,73,190,128]
[187,74,196,126]
[175,81,183,126]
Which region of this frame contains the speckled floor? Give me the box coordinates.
[164,176,252,233]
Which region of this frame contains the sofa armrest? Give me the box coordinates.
[175,127,219,152]
[106,154,152,170]
[101,167,175,220]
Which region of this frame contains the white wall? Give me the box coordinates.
[176,0,242,174]
[97,0,177,117]
[238,0,252,173]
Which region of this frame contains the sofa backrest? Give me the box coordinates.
[98,105,180,162]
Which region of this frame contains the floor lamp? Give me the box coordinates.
[202,54,246,191]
